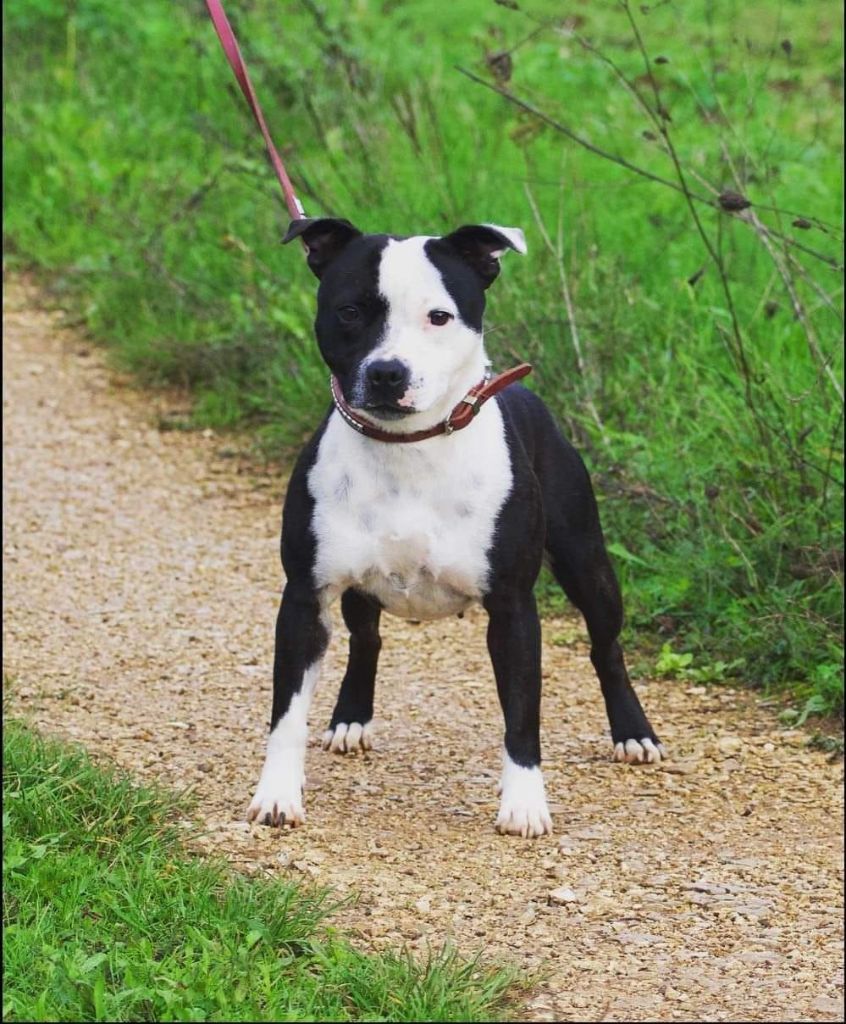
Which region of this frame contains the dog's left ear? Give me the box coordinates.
[440,223,527,289]
[283,217,363,278]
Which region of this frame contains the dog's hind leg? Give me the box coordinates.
[542,448,665,764]
[322,588,381,754]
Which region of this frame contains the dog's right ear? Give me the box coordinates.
[283,217,363,278]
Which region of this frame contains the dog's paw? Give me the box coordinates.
[496,759,553,839]
[322,720,373,754]
[496,801,553,839]
[613,737,667,764]
[246,778,306,828]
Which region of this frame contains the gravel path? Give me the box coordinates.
[3,277,844,1022]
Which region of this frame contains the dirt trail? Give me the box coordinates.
[3,278,843,1022]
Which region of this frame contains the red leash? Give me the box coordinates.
[205,0,305,221]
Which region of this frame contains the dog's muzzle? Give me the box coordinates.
[361,359,414,417]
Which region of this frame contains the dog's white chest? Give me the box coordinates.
[308,405,512,619]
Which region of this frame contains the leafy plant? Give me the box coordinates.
[655,643,695,678]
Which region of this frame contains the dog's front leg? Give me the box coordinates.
[484,589,553,838]
[322,587,381,754]
[247,582,330,827]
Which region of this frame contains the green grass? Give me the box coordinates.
[3,0,843,716]
[2,718,518,1022]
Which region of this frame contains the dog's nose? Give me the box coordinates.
[366,359,409,391]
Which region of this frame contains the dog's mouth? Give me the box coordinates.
[361,403,416,421]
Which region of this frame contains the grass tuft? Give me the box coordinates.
[2,719,519,1022]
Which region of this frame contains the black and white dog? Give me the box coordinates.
[247,218,665,838]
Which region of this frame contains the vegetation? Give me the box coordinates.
[4,0,843,716]
[2,718,517,1021]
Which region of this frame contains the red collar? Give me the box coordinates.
[329,363,532,443]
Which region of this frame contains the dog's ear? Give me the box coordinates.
[439,223,527,289]
[283,217,363,279]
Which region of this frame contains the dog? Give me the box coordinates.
[247,218,665,838]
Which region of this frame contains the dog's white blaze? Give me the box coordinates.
[309,399,513,621]
[496,752,553,838]
[361,236,488,427]
[248,662,322,824]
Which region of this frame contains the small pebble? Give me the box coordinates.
[548,886,577,905]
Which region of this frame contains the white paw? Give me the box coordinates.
[322,720,373,754]
[246,776,306,828]
[613,737,667,764]
[247,674,320,827]
[496,756,553,838]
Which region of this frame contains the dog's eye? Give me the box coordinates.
[337,305,361,323]
[428,310,453,326]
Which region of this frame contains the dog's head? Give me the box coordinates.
[283,218,526,431]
